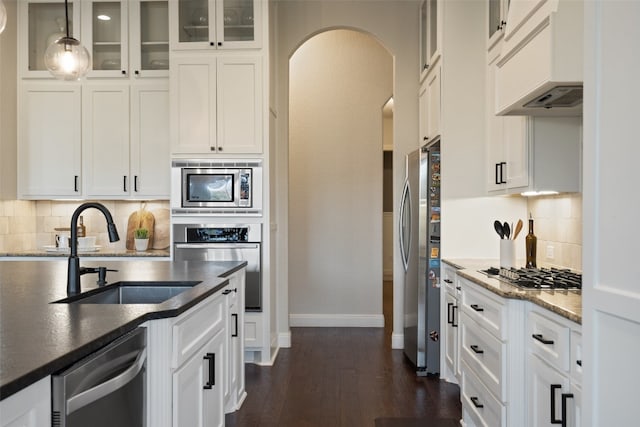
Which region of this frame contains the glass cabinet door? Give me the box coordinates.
[131,0,169,77]
[22,0,80,77]
[170,0,261,50]
[83,0,128,77]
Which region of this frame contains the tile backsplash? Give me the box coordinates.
[0,200,169,252]
[527,193,582,271]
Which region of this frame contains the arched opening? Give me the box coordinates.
[287,29,394,329]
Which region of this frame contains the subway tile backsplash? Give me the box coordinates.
[527,193,582,271]
[0,200,169,252]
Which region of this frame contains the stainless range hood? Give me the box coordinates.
[523,85,583,110]
[495,0,583,116]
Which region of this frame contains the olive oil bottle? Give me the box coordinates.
[525,214,537,268]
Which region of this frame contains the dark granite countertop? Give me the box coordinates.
[0,259,246,400]
[442,258,582,324]
[0,248,170,258]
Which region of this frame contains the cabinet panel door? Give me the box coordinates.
[129,0,170,78]
[418,81,428,145]
[82,0,129,78]
[216,56,262,153]
[528,354,571,427]
[204,329,226,427]
[173,350,205,427]
[130,83,170,198]
[504,116,529,189]
[426,65,441,141]
[444,291,458,378]
[19,84,82,198]
[486,58,505,192]
[170,58,217,154]
[84,84,130,197]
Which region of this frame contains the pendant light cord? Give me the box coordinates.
[64,0,70,38]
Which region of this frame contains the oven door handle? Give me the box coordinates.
[175,243,260,250]
[66,348,146,415]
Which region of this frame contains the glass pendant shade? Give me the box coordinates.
[44,36,91,81]
[0,0,7,34]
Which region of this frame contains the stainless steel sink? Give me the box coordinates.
[54,281,201,304]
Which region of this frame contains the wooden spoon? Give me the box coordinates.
[512,219,524,240]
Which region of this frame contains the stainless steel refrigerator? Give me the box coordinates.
[400,139,441,376]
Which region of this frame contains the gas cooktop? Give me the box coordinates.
[479,267,582,291]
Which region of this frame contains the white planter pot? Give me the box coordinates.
[134,238,149,252]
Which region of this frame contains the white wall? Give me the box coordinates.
[274,0,420,343]
[288,29,391,326]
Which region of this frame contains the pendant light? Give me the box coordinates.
[0,0,7,34]
[44,0,90,81]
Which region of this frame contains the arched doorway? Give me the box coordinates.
[287,29,393,328]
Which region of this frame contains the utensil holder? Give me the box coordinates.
[500,240,515,269]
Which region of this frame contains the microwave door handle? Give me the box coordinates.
[175,243,260,250]
[66,348,146,415]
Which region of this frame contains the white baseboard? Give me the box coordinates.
[289,313,384,327]
[278,331,291,348]
[391,332,404,349]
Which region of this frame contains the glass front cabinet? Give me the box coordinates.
[170,0,262,50]
[18,0,169,79]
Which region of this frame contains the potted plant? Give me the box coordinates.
[133,228,149,252]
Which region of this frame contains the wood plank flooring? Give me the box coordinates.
[226,283,461,427]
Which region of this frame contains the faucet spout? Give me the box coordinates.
[67,202,120,295]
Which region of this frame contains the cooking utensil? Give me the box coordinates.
[503,222,511,240]
[513,219,524,240]
[494,220,505,239]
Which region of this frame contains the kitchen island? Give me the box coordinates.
[0,259,245,400]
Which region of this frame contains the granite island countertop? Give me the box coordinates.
[443,258,582,324]
[0,259,246,400]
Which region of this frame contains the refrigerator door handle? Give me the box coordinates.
[399,178,411,272]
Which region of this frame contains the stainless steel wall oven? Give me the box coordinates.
[173,223,262,311]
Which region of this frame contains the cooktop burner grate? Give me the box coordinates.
[480,267,582,290]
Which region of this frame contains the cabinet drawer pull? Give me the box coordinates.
[203,353,215,389]
[74,175,79,192]
[470,345,483,354]
[495,163,501,185]
[561,393,574,427]
[470,396,484,408]
[500,162,507,184]
[232,313,238,337]
[134,175,138,192]
[456,286,461,291]
[452,305,458,328]
[444,279,453,284]
[470,304,484,312]
[550,384,562,424]
[532,333,554,345]
[576,360,582,367]
[123,176,127,192]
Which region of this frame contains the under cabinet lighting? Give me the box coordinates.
[520,190,560,197]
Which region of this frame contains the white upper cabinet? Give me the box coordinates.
[487,0,509,51]
[171,55,263,155]
[170,0,262,51]
[418,63,441,144]
[82,0,130,78]
[419,0,441,81]
[18,0,81,78]
[129,0,170,78]
[18,83,82,199]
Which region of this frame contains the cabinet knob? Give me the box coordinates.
[210,41,215,46]
[210,146,216,151]
[218,42,223,47]
[121,70,126,75]
[218,147,223,152]
[134,70,139,76]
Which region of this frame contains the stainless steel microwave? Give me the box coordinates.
[171,159,263,215]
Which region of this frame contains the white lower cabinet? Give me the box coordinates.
[458,276,526,427]
[527,307,581,427]
[0,377,51,427]
[146,269,246,427]
[173,328,225,427]
[442,263,460,384]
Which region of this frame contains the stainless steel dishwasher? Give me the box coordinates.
[52,328,146,427]
[173,223,262,311]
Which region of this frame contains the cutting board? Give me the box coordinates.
[125,207,155,250]
[150,208,170,249]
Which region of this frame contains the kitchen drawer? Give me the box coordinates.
[528,309,571,373]
[172,289,226,368]
[461,280,507,340]
[461,360,506,427]
[460,311,506,401]
[443,264,459,297]
[570,329,582,386]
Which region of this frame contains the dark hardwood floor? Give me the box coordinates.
[226,281,461,427]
